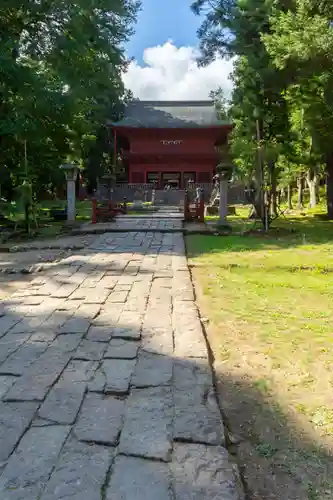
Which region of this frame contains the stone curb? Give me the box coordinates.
[0,244,86,254]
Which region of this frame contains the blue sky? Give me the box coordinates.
[127,0,202,63]
[124,0,233,100]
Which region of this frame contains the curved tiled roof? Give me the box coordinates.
[110,100,229,128]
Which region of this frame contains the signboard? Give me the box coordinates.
[160,140,182,145]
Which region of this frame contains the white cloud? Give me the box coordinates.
[123,41,234,100]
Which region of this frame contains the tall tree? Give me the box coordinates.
[192,0,292,220]
[263,0,333,217]
[0,0,139,198]
[209,87,230,120]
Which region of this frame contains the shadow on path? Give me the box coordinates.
[0,231,331,499]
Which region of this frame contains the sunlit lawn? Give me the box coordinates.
[186,210,333,499]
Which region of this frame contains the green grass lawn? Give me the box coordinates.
[186,211,333,500]
[38,200,92,221]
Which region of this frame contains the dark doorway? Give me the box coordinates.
[183,172,196,188]
[162,172,181,189]
[147,172,160,185]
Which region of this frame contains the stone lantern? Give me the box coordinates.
[216,163,233,226]
[60,163,79,223]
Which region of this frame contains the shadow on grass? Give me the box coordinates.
[188,216,333,258]
[214,367,333,500]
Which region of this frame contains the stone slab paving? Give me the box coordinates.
[119,212,183,219]
[0,249,66,274]
[78,217,183,233]
[0,231,244,499]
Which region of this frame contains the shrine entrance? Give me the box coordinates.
[162,172,181,189]
[109,100,232,189]
[183,172,196,188]
[146,171,198,189]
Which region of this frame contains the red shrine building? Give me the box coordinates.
[109,100,232,189]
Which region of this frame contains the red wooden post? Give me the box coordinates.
[92,198,97,224]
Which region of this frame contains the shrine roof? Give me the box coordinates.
[109,100,230,128]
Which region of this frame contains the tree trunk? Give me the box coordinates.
[277,190,281,206]
[287,184,293,210]
[309,181,317,208]
[24,204,30,235]
[270,162,277,217]
[326,152,333,219]
[253,190,264,220]
[254,119,264,223]
[306,169,318,208]
[96,177,101,198]
[316,182,320,203]
[297,176,303,209]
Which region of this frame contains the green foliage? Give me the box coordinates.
[209,87,230,120]
[193,1,290,160]
[263,2,333,155]
[0,0,140,198]
[262,0,333,215]
[192,0,333,217]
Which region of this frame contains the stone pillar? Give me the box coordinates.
[60,164,79,224]
[67,178,76,222]
[219,178,228,225]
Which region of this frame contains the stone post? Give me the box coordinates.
[216,162,233,227]
[198,188,204,223]
[60,163,79,224]
[219,177,229,225]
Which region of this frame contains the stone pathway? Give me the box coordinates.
[0,236,97,275]
[78,218,183,233]
[0,231,244,499]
